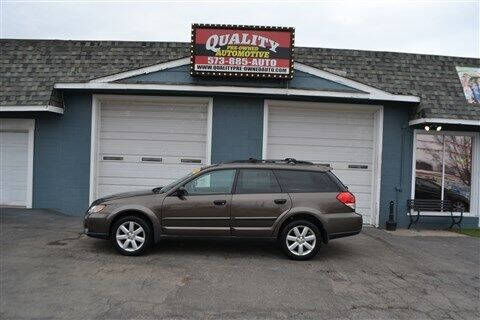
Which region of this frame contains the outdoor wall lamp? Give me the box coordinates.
[424,124,442,132]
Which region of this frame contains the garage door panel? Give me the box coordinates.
[102,103,205,112]
[101,119,206,133]
[99,162,199,178]
[100,140,205,157]
[1,150,28,166]
[98,185,153,197]
[101,131,206,142]
[269,126,373,141]
[331,171,372,188]
[97,99,208,198]
[99,177,181,188]
[0,131,28,206]
[0,167,27,186]
[268,145,373,164]
[270,106,374,119]
[267,103,377,224]
[268,136,373,148]
[269,115,373,127]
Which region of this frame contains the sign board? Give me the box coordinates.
[191,24,295,79]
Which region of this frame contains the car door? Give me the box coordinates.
[161,169,236,236]
[230,169,292,237]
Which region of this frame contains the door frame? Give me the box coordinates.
[262,100,384,226]
[0,118,35,208]
[89,94,213,204]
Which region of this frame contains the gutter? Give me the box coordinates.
[409,118,480,127]
[0,105,64,114]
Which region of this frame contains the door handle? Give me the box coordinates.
[274,199,287,205]
[213,200,227,206]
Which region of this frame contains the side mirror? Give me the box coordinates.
[176,187,187,198]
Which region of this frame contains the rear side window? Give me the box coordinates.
[275,170,342,193]
[235,169,282,194]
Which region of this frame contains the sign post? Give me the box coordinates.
[191,24,295,79]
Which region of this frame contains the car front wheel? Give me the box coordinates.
[111,216,152,256]
[280,220,321,260]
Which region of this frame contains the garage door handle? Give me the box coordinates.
[274,199,287,205]
[213,200,226,206]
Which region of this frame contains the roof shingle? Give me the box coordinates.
[1,39,479,120]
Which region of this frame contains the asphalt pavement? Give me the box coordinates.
[1,208,479,320]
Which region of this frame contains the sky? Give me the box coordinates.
[1,0,479,58]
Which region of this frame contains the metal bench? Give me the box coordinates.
[407,199,464,229]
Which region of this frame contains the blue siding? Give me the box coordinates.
[2,92,92,215]
[32,92,92,215]
[211,96,263,163]
[379,105,478,228]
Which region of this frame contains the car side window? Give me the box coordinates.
[275,170,341,193]
[184,170,236,195]
[235,169,282,194]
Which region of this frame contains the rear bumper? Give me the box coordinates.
[325,211,363,240]
[329,229,361,240]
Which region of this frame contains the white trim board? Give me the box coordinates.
[0,118,35,208]
[409,118,480,127]
[262,100,383,226]
[88,94,213,204]
[410,129,480,218]
[56,82,419,103]
[0,105,64,114]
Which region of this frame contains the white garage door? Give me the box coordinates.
[0,131,29,206]
[266,103,378,224]
[96,98,209,198]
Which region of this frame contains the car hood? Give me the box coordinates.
[92,189,158,205]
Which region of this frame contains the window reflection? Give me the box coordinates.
[414,133,472,212]
[415,134,443,202]
[444,136,472,211]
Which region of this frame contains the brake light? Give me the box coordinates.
[336,191,356,209]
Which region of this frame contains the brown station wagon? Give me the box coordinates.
[84,158,362,260]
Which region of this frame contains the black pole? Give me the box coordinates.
[386,200,397,231]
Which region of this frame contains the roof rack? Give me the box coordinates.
[226,158,314,165]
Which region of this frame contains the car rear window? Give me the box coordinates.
[235,169,282,194]
[274,170,342,193]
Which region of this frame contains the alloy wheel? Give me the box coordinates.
[116,221,145,252]
[285,225,316,256]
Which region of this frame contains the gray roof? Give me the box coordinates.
[1,38,479,120]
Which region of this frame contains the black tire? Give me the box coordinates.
[279,220,321,260]
[111,215,152,256]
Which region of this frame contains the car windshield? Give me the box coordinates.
[153,172,195,193]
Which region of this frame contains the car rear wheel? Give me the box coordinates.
[111,216,152,256]
[280,220,321,260]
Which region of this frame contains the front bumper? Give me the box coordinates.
[84,212,110,239]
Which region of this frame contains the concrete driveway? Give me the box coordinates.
[1,209,478,320]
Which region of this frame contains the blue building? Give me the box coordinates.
[1,39,479,228]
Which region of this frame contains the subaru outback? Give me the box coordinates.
[84,158,362,260]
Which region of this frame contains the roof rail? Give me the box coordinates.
[225,158,314,165]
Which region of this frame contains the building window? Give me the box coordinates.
[414,133,473,212]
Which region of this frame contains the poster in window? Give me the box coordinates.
[456,66,480,104]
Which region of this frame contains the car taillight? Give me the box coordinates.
[336,191,356,209]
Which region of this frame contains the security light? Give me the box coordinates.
[424,125,430,131]
[436,126,442,131]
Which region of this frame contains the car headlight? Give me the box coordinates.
[88,204,106,214]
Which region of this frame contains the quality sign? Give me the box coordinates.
[191,24,295,79]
